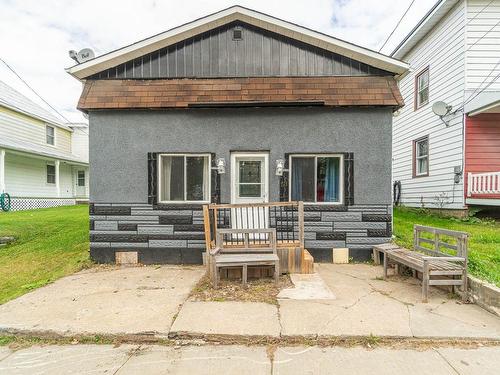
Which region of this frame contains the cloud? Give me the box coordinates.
[0,0,437,123]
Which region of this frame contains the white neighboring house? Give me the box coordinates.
[0,80,89,211]
[391,0,500,212]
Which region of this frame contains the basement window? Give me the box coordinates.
[233,27,243,40]
[158,154,210,203]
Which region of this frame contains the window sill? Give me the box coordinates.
[414,102,429,111]
[413,173,429,178]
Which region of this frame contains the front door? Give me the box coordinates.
[230,152,269,231]
[75,170,86,197]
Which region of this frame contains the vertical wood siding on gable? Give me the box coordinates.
[0,106,72,154]
[89,22,390,80]
[465,0,500,91]
[392,1,467,209]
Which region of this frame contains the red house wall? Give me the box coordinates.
[465,113,500,199]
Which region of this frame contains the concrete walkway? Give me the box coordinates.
[0,263,498,341]
[170,264,500,339]
[0,344,498,374]
[0,266,205,336]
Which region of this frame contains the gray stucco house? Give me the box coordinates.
[68,6,408,265]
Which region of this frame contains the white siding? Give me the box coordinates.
[70,127,89,162]
[4,152,75,198]
[0,106,72,153]
[465,0,500,91]
[393,1,467,210]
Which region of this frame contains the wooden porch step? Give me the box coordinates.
[301,249,314,274]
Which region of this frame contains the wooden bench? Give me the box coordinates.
[209,228,280,288]
[374,225,468,303]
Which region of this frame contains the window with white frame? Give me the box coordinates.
[47,164,56,184]
[290,155,343,203]
[415,67,429,109]
[158,154,210,202]
[414,136,429,177]
[46,125,55,145]
[77,170,85,186]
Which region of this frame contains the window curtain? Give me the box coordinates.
[291,159,303,201]
[324,158,339,202]
[202,157,208,201]
[161,156,172,201]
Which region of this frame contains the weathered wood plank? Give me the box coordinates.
[385,225,469,303]
[428,279,464,286]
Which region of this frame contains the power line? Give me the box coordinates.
[401,0,495,73]
[0,57,89,136]
[466,17,500,52]
[379,0,416,52]
[462,69,500,109]
[463,59,500,105]
[0,57,72,123]
[399,0,499,113]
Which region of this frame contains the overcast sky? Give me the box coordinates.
[0,0,437,123]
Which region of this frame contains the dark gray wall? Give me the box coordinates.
[89,107,392,205]
[90,22,390,79]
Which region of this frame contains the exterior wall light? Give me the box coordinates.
[215,158,226,174]
[275,159,287,176]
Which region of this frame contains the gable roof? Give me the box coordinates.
[66,5,408,80]
[0,80,71,131]
[391,0,459,60]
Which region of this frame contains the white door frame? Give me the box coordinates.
[230,152,269,204]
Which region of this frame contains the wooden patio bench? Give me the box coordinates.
[209,228,280,288]
[374,225,468,303]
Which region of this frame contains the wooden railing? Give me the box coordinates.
[467,172,500,196]
[203,201,304,251]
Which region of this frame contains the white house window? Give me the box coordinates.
[290,155,343,203]
[414,136,429,177]
[47,164,56,184]
[77,170,85,186]
[239,160,262,197]
[46,125,55,145]
[415,67,429,109]
[159,154,210,202]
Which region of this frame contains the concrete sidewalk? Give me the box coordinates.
[0,344,498,374]
[171,264,500,340]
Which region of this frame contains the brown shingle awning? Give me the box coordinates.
[77,76,404,111]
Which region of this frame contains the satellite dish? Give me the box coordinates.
[432,101,451,117]
[77,48,95,63]
[69,48,95,64]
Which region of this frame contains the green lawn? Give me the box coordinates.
[0,205,90,304]
[393,207,500,287]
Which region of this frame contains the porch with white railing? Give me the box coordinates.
[467,172,500,197]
